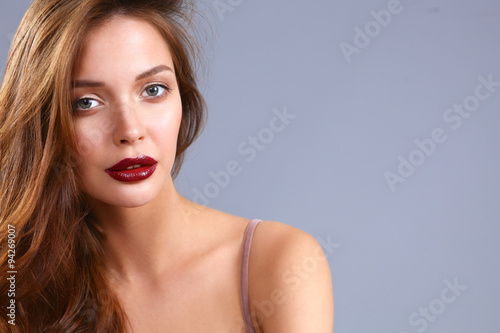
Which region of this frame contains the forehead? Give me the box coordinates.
[73,15,174,79]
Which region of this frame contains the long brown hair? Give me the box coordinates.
[0,0,205,331]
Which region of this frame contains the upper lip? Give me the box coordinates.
[106,155,157,171]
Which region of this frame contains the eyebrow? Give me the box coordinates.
[135,65,173,81]
[72,65,174,88]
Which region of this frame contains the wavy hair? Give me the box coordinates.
[0,0,205,331]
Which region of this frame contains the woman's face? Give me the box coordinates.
[71,15,182,208]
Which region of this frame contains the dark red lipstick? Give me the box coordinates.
[105,155,157,182]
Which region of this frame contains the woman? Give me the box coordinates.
[0,0,333,331]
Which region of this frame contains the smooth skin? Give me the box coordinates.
[72,15,333,332]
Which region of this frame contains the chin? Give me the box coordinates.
[97,195,157,209]
[118,201,153,209]
[82,185,161,209]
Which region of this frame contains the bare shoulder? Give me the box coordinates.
[250,221,329,274]
[248,221,334,332]
[252,220,320,253]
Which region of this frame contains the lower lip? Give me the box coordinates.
[105,163,158,182]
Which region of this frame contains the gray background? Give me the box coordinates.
[1,0,499,332]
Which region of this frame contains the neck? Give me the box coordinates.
[88,177,205,284]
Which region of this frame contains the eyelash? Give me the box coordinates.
[72,83,172,112]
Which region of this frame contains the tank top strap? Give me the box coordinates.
[240,219,262,333]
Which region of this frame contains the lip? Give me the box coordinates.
[105,155,158,182]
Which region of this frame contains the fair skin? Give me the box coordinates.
[72,15,333,332]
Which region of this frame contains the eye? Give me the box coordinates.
[141,84,171,98]
[73,98,101,111]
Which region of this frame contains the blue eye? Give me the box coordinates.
[142,84,170,98]
[73,98,100,110]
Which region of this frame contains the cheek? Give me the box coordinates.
[72,117,111,171]
[150,105,183,152]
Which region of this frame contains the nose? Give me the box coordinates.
[111,103,146,146]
